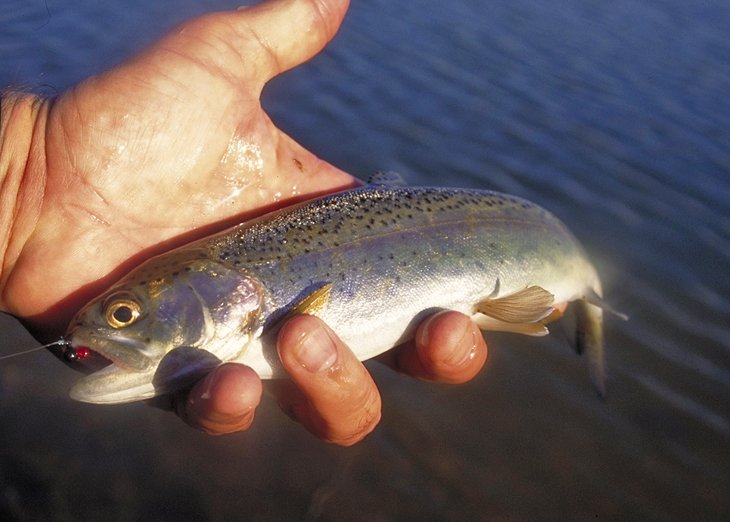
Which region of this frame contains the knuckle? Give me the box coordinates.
[328,389,382,446]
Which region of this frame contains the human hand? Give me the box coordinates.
[177,311,487,445]
[0,0,356,335]
[0,0,489,445]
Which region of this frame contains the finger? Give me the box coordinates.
[177,363,263,435]
[275,314,382,446]
[381,311,488,384]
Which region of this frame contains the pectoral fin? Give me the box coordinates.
[291,283,333,316]
[262,283,333,336]
[476,285,555,323]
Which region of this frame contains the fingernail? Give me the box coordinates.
[294,324,338,373]
[445,320,477,367]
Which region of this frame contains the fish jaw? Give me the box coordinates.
[68,344,227,404]
[67,328,261,403]
[69,365,158,404]
[66,329,160,403]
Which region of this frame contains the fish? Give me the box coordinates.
[64,179,616,404]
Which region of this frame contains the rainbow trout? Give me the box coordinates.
[64,182,612,403]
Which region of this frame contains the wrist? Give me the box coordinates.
[0,92,50,310]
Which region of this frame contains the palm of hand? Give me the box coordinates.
[4,9,355,335]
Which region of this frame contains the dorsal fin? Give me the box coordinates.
[367,171,407,186]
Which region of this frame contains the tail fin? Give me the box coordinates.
[574,298,606,398]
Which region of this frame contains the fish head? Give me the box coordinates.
[65,253,265,404]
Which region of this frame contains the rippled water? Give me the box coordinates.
[2,0,729,520]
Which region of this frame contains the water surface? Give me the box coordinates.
[1,0,729,520]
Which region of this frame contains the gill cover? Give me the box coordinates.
[68,259,265,403]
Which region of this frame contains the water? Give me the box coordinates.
[2,0,729,519]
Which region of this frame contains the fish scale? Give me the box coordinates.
[64,183,610,404]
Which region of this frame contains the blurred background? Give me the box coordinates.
[1,0,728,520]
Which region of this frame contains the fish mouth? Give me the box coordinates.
[68,328,154,372]
[69,364,159,404]
[65,328,159,404]
[69,347,222,405]
[66,328,222,404]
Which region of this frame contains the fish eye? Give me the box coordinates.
[104,296,142,328]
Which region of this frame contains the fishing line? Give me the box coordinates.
[0,338,70,361]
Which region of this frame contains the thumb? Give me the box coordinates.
[229,0,350,82]
[131,0,349,95]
